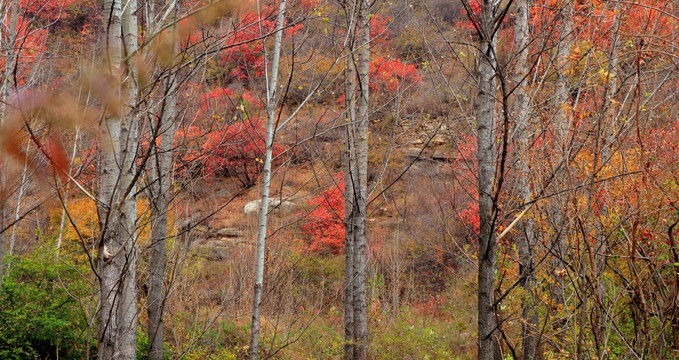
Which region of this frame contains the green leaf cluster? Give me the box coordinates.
[0,252,92,359]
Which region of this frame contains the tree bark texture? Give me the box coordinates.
[0,0,18,102]
[343,4,357,356]
[147,2,180,359]
[550,1,573,321]
[475,1,499,359]
[147,82,176,360]
[249,1,286,358]
[0,0,19,299]
[351,0,370,358]
[147,22,177,360]
[511,0,539,358]
[97,0,139,358]
[344,0,370,358]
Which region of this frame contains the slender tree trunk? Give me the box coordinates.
[343,33,358,360]
[591,4,621,356]
[9,138,31,258]
[476,1,499,359]
[511,1,539,358]
[97,0,139,358]
[97,0,125,347]
[119,0,140,357]
[0,0,18,100]
[249,1,286,359]
[57,127,80,255]
[550,2,573,324]
[147,2,179,357]
[351,1,370,358]
[343,149,356,360]
[147,88,176,360]
[0,0,19,298]
[553,1,573,153]
[343,0,370,358]
[343,2,358,355]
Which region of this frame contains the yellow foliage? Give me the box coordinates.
[50,197,99,244]
[49,197,164,248]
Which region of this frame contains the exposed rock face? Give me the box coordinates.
[405,148,453,162]
[199,238,250,260]
[189,226,251,260]
[192,199,297,260]
[243,198,296,215]
[431,135,447,146]
[432,150,453,162]
[406,148,427,160]
[216,228,244,238]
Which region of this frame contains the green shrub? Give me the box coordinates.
[0,251,93,359]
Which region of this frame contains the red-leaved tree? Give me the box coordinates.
[174,87,280,186]
[369,57,421,93]
[221,11,302,80]
[301,173,346,254]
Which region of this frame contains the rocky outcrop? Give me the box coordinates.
[216,228,244,238]
[405,147,428,160]
[190,227,251,260]
[405,148,454,162]
[243,198,296,215]
[432,150,454,162]
[198,238,250,260]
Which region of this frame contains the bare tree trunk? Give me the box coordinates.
[97,0,139,358]
[118,0,140,357]
[249,1,286,359]
[550,2,573,323]
[147,2,179,358]
[57,128,81,255]
[344,140,356,360]
[475,1,499,359]
[0,0,19,298]
[0,0,18,100]
[343,1,358,357]
[511,0,539,358]
[343,0,370,358]
[345,0,371,358]
[147,88,175,360]
[9,139,31,257]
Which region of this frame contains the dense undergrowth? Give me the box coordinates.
[0,243,478,360]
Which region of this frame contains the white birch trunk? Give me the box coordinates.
[249,1,286,358]
[0,0,18,101]
[9,138,30,258]
[0,0,19,297]
[97,0,139,358]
